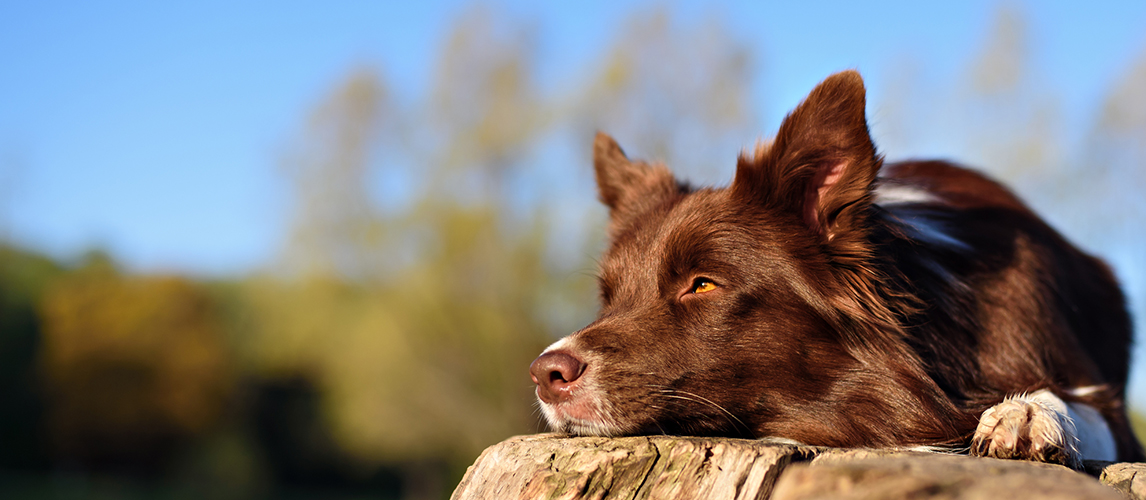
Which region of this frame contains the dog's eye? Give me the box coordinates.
[690,278,719,294]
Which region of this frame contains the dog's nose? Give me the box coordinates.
[530,350,586,404]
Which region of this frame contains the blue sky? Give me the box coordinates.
[1,0,1144,276]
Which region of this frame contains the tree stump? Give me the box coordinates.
[452,433,1146,500]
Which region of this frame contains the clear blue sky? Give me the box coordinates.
[1,0,1144,275]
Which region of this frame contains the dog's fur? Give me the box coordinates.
[529,71,1143,467]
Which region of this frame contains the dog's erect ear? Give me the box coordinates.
[594,132,678,221]
[732,71,880,243]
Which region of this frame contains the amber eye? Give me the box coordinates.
[690,278,719,294]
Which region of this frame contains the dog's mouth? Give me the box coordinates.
[536,385,627,436]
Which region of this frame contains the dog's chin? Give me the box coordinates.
[539,400,627,436]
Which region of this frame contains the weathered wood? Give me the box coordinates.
[452,434,1146,500]
[1091,461,1146,499]
[773,448,1123,499]
[450,434,809,500]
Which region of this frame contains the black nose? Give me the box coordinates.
[529,350,586,404]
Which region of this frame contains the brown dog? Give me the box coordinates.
[529,71,1142,468]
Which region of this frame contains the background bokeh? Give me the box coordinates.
[2,2,1145,498]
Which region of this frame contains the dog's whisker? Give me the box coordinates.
[654,391,750,435]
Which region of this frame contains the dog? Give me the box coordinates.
[529,70,1143,468]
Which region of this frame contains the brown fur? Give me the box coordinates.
[530,71,1143,462]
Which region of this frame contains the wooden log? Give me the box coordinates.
[773,448,1123,500]
[452,434,1146,500]
[451,434,809,500]
[1092,461,1146,499]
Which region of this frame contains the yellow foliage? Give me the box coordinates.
[39,270,232,458]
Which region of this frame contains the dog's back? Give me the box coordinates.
[875,159,1140,461]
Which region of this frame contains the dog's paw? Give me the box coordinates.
[970,390,1081,469]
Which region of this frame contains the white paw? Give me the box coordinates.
[970,390,1081,469]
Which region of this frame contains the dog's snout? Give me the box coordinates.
[530,350,586,404]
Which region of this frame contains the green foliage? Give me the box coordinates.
[38,265,233,465]
[246,4,762,472]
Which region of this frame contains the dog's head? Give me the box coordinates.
[531,71,900,441]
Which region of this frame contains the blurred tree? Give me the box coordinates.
[244,4,762,485]
[38,259,232,474]
[281,67,389,281]
[571,6,757,184]
[961,6,1064,186]
[1081,48,1146,234]
[252,11,556,471]
[0,243,64,470]
[426,5,542,195]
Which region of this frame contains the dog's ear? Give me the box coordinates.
[732,71,880,243]
[594,132,678,222]
[733,72,903,337]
